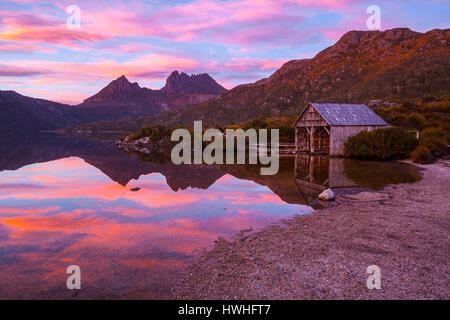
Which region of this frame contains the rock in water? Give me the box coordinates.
[319,189,335,201]
[130,187,141,192]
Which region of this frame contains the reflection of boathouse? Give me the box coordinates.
[294,103,388,156]
[293,155,358,203]
[293,154,420,204]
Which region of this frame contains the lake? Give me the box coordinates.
[0,134,421,299]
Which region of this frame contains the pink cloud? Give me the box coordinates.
[224,57,287,72]
[287,0,358,8]
[82,0,357,45]
[0,42,56,53]
[1,0,301,46]
[1,27,107,45]
[0,9,106,48]
[0,0,380,50]
[18,87,90,105]
[102,43,149,54]
[0,10,58,28]
[0,64,44,77]
[0,52,200,81]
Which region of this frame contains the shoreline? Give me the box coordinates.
[171,160,450,299]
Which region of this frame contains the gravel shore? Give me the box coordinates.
[172,161,450,299]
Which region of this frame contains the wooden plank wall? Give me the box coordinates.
[296,105,328,127]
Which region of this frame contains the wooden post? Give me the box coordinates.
[326,126,332,155]
[310,126,315,153]
[305,127,311,152]
[318,128,322,150]
[294,153,298,174]
[295,126,298,153]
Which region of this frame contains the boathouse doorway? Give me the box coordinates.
[296,126,330,154]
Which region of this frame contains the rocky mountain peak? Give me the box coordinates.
[81,71,226,109]
[82,75,141,105]
[106,75,140,92]
[316,28,421,59]
[161,71,226,95]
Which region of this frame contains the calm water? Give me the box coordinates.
[0,134,421,299]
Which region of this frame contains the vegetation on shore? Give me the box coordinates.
[117,116,297,148]
[344,128,418,160]
[115,95,449,163]
[369,95,449,163]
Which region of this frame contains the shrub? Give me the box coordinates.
[130,126,151,140]
[129,125,172,144]
[402,102,417,110]
[148,125,170,143]
[344,127,418,160]
[245,118,268,129]
[420,139,447,157]
[419,127,448,157]
[411,146,433,164]
[407,113,426,130]
[279,126,295,142]
[390,114,408,127]
[420,127,447,142]
[422,96,435,103]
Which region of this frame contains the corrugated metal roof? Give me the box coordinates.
[310,103,388,126]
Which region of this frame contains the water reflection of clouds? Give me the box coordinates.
[0,157,311,246]
[0,183,47,191]
[0,157,309,298]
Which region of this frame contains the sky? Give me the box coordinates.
[0,0,448,104]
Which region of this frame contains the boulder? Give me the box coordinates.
[319,188,335,201]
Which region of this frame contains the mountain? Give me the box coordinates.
[82,75,147,106]
[0,90,86,134]
[0,89,136,134]
[0,72,226,133]
[81,72,226,113]
[79,75,170,120]
[136,28,450,127]
[161,71,227,95]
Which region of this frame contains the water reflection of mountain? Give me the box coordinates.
[0,135,308,203]
[0,134,225,190]
[0,134,420,205]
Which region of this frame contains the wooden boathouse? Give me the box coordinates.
[294,103,389,156]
